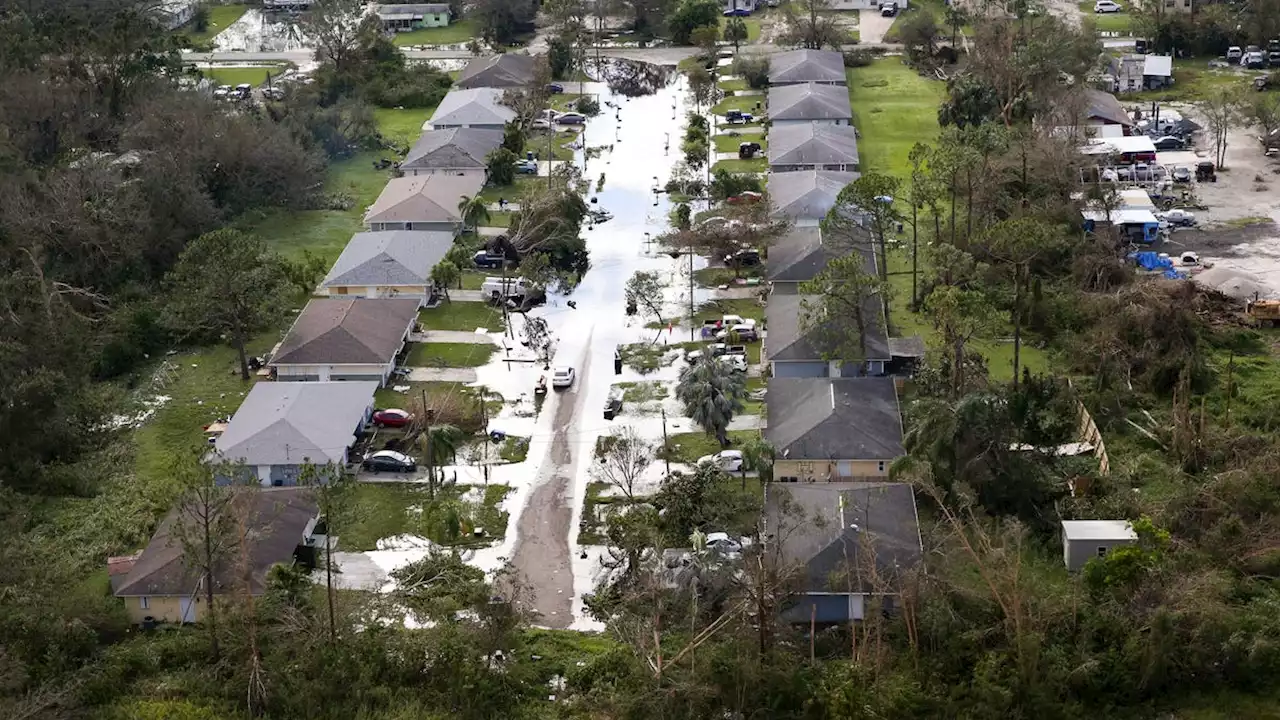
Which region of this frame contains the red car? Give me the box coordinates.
[372,408,413,428]
[727,191,763,205]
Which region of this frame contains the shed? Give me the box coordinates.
[1061,520,1137,571]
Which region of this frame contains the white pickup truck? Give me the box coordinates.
[481,276,533,301]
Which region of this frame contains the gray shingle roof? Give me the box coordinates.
[402,127,503,171]
[768,83,852,121]
[767,123,859,168]
[768,170,859,221]
[364,172,486,225]
[272,298,420,366]
[429,88,517,128]
[765,377,904,460]
[113,488,319,597]
[764,292,888,362]
[456,54,536,89]
[215,382,377,466]
[765,482,920,595]
[1084,88,1133,126]
[768,227,877,287]
[769,49,847,85]
[322,231,454,289]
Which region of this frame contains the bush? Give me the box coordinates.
[575,95,601,116]
[732,56,770,89]
[843,48,884,67]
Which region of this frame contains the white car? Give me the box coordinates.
[697,450,744,472]
[718,354,748,372]
[1158,208,1197,226]
[551,366,576,388]
[705,531,743,555]
[720,315,757,328]
[1094,0,1121,12]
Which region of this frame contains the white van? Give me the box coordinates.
[481,276,532,301]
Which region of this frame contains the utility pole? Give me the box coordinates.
[660,408,671,474]
[688,244,695,342]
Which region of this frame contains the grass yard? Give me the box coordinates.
[373,106,435,146]
[742,376,766,415]
[179,4,248,45]
[343,482,512,551]
[458,270,490,290]
[615,380,670,404]
[711,93,766,117]
[712,158,767,174]
[693,297,766,325]
[718,77,748,92]
[203,65,281,88]
[713,134,767,153]
[884,0,972,42]
[1118,57,1247,102]
[660,430,761,466]
[720,15,765,43]
[1078,3,1134,34]
[693,266,764,288]
[419,301,506,332]
[527,128,581,163]
[550,93,584,112]
[846,58,945,179]
[478,176,538,205]
[406,342,497,368]
[392,19,480,47]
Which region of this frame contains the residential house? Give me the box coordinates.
[768,226,875,293]
[768,49,847,86]
[212,381,377,486]
[1114,54,1173,93]
[456,53,536,89]
[763,292,889,376]
[768,83,853,127]
[401,127,503,176]
[428,88,517,130]
[765,376,905,481]
[1061,520,1137,571]
[110,488,322,624]
[269,297,420,384]
[364,172,486,232]
[156,0,199,30]
[767,123,860,172]
[1082,88,1135,134]
[725,0,760,14]
[321,230,454,302]
[768,170,858,226]
[373,3,451,32]
[763,482,921,623]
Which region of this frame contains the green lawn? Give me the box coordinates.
[846,58,945,179]
[373,106,435,146]
[203,66,280,88]
[179,4,248,45]
[1118,57,1246,102]
[713,134,767,153]
[712,158,767,173]
[549,93,583,112]
[717,77,748,92]
[478,176,538,205]
[392,19,480,46]
[660,430,761,466]
[459,270,490,290]
[1078,2,1134,34]
[693,297,765,325]
[343,482,512,551]
[711,93,765,117]
[742,377,766,415]
[693,266,764,288]
[419,301,506,332]
[406,342,498,368]
[720,15,765,43]
[884,0,972,42]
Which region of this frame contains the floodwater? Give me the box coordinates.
[212,8,312,53]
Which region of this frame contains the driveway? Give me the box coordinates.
[859,9,896,44]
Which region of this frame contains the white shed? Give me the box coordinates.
[1061,520,1138,571]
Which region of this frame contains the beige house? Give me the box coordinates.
[765,377,905,482]
[321,230,454,302]
[110,488,322,625]
[270,298,420,384]
[364,172,486,233]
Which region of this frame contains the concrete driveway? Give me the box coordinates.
[859,9,897,44]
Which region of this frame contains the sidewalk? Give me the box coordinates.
[410,330,497,344]
[406,368,478,382]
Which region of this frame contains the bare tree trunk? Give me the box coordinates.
[234,331,250,381]
[203,515,220,660]
[1012,266,1023,388]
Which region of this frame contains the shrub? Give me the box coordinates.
[732,56,770,89]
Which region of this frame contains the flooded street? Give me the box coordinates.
[502,67,693,627]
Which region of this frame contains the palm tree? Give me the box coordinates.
[740,436,776,488]
[458,195,490,232]
[676,354,748,448]
[417,423,466,497]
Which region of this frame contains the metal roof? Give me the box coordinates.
[1061,520,1137,542]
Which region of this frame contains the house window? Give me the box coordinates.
[878,461,886,473]
[1096,546,1108,557]
[780,476,798,483]
[140,597,149,609]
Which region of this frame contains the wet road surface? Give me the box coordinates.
[507,68,691,627]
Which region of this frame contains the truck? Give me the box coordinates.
[1246,299,1280,326]
[481,276,533,302]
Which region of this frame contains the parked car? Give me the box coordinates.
[531,118,553,129]
[716,324,760,342]
[697,450,745,472]
[1195,161,1217,182]
[1094,0,1121,11]
[725,110,754,124]
[261,86,285,100]
[516,159,538,174]
[1158,208,1197,226]
[1153,135,1185,150]
[720,314,757,328]
[880,1,898,16]
[372,409,413,428]
[1244,52,1267,69]
[737,141,762,159]
[1227,46,1244,63]
[705,531,743,554]
[472,251,504,269]
[556,112,586,125]
[363,450,416,473]
[234,83,253,96]
[603,390,623,420]
[551,366,576,388]
[1171,166,1191,183]
[718,354,748,372]
[723,249,761,267]
[547,83,565,94]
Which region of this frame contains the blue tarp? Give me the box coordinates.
[1131,251,1173,271]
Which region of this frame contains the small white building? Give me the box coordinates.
[1061,520,1138,571]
